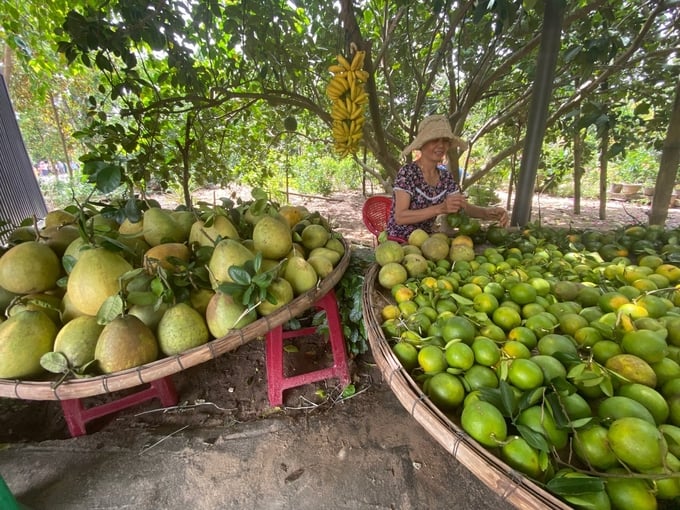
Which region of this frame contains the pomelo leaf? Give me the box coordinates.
[40,351,69,374]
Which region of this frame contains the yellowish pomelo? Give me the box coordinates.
[189,215,239,246]
[67,247,133,316]
[253,215,293,260]
[157,302,209,356]
[605,353,657,387]
[421,236,449,262]
[307,246,342,266]
[257,277,294,316]
[53,315,104,368]
[378,262,407,289]
[205,292,257,338]
[449,244,475,262]
[374,240,404,266]
[40,225,80,257]
[43,209,76,228]
[143,242,191,274]
[402,253,429,278]
[0,310,57,379]
[0,241,61,294]
[407,228,429,247]
[118,217,143,235]
[95,315,158,373]
[189,288,215,316]
[208,239,254,286]
[283,256,318,296]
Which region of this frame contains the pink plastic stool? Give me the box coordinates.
[60,376,178,437]
[265,289,351,407]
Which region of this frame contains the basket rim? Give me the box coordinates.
[0,238,351,401]
[362,263,571,510]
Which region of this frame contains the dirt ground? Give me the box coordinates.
[2,187,680,445]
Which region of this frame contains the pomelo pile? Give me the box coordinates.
[0,200,344,380]
[376,225,680,510]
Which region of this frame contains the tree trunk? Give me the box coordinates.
[649,77,680,226]
[573,105,582,216]
[2,46,13,84]
[510,0,564,227]
[49,91,74,180]
[599,121,609,221]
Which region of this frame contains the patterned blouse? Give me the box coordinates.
[386,162,460,239]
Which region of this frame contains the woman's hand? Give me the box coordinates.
[486,207,510,227]
[444,192,467,214]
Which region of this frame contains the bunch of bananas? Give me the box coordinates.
[326,51,369,158]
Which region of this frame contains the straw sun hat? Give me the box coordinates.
[401,115,468,159]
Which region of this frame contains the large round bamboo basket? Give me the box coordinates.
[363,263,571,510]
[0,239,350,402]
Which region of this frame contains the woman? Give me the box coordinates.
[386,115,509,240]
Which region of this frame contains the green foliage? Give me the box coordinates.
[335,247,374,356]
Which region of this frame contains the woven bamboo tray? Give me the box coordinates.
[362,263,570,510]
[0,239,350,402]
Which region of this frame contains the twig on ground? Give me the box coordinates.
[134,400,236,417]
[139,425,189,455]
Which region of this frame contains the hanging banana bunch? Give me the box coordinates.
[326,50,369,158]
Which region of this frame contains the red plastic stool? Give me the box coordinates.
[265,289,351,407]
[60,375,178,437]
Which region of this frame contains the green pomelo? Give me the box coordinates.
[67,248,133,316]
[308,247,342,266]
[621,329,668,364]
[157,302,209,356]
[307,256,334,279]
[257,278,294,316]
[597,395,656,425]
[605,468,659,510]
[205,292,257,338]
[253,215,293,260]
[170,210,196,240]
[617,383,670,425]
[40,224,81,257]
[460,400,507,448]
[374,240,404,266]
[301,224,330,251]
[283,256,318,296]
[573,424,618,470]
[607,417,666,471]
[0,241,61,294]
[95,315,158,373]
[324,237,345,257]
[208,239,255,286]
[128,302,169,332]
[0,310,57,379]
[517,405,568,449]
[189,215,240,247]
[142,207,185,246]
[53,315,104,368]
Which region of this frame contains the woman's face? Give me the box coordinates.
[420,138,451,162]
